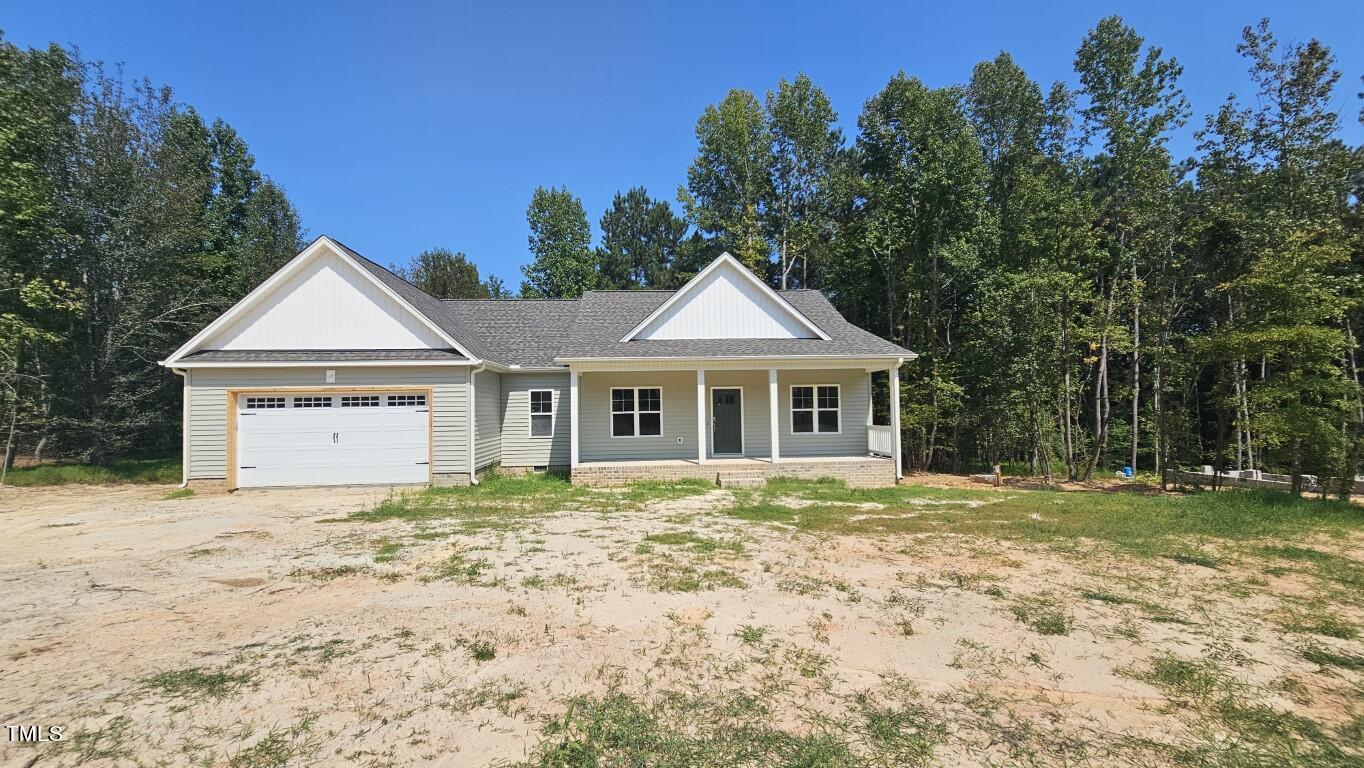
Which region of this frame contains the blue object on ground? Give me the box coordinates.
[1122,466,1134,478]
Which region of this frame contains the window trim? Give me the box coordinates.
[790,384,841,435]
[609,386,664,439]
[527,389,555,440]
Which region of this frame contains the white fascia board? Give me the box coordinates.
[160,236,480,367]
[166,359,477,368]
[619,252,831,342]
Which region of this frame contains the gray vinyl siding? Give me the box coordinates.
[778,369,869,457]
[183,366,469,480]
[473,370,501,469]
[576,368,870,462]
[579,371,697,462]
[500,372,570,467]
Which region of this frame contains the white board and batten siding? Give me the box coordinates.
[473,370,502,470]
[204,249,448,350]
[500,372,571,468]
[633,264,817,340]
[185,367,469,481]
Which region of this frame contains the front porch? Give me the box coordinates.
[565,360,904,489]
[571,455,897,489]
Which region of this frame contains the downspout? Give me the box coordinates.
[172,368,190,488]
[467,363,486,485]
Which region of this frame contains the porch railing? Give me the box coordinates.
[867,425,895,457]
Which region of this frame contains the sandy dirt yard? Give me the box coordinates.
[1,480,1362,767]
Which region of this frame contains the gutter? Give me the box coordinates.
[467,363,486,485]
[172,368,189,488]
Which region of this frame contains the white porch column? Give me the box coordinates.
[569,368,579,469]
[768,368,780,464]
[696,369,707,464]
[890,363,902,480]
[867,372,874,427]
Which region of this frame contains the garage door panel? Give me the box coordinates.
[236,392,432,488]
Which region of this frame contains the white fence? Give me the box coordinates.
[1168,467,1364,494]
[867,425,895,457]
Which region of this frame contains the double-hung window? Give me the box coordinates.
[529,390,554,438]
[791,385,840,434]
[611,387,662,437]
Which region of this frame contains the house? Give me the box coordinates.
[160,236,915,489]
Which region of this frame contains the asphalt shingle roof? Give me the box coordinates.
[330,238,913,367]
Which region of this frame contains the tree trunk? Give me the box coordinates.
[1130,266,1140,474]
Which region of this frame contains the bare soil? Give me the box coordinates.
[1,483,1360,767]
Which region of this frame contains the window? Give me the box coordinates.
[791,385,839,434]
[340,395,380,407]
[244,396,285,409]
[388,394,426,407]
[611,387,662,437]
[293,396,332,408]
[529,390,554,438]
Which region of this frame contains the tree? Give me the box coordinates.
[596,187,686,289]
[1072,15,1188,479]
[853,73,989,470]
[520,186,595,298]
[397,248,489,299]
[679,89,772,274]
[765,74,843,288]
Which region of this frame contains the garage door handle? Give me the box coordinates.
[415,461,429,465]
[332,432,339,443]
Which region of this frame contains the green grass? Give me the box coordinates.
[343,471,712,528]
[642,530,744,555]
[141,666,257,700]
[3,457,181,486]
[724,479,1364,559]
[163,487,194,500]
[1009,595,1072,635]
[1300,646,1364,671]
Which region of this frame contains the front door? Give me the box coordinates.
[711,388,743,455]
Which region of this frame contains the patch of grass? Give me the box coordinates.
[1079,588,1137,605]
[142,666,257,700]
[642,530,744,555]
[467,639,497,662]
[735,624,767,646]
[373,538,404,564]
[289,564,373,581]
[429,550,493,585]
[1166,549,1221,569]
[162,487,195,500]
[226,717,320,768]
[1009,595,1072,636]
[724,480,1364,563]
[1301,646,1364,671]
[1282,613,1358,640]
[345,472,711,527]
[643,556,745,592]
[4,457,181,486]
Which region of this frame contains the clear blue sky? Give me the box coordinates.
[5,1,1362,287]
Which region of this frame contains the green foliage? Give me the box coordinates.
[3,457,180,486]
[596,187,686,289]
[394,248,494,299]
[679,88,772,273]
[521,185,596,298]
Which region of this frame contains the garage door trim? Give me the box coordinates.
[226,385,434,490]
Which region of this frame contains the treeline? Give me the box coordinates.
[0,36,302,464]
[506,17,1364,490]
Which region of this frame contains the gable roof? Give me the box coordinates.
[162,236,479,365]
[552,289,911,360]
[621,252,830,341]
[166,238,914,369]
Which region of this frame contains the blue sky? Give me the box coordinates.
[5,1,1362,287]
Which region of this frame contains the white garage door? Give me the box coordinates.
[236,392,430,488]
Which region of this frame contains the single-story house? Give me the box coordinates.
[160,236,915,489]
